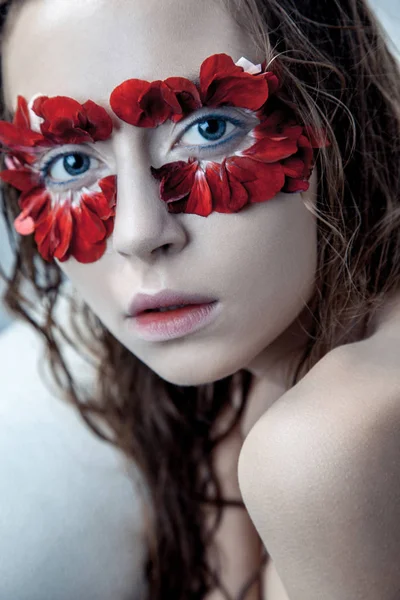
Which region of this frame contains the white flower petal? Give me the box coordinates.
[27,93,45,133]
[235,57,262,75]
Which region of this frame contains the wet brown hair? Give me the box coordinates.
[0,0,399,598]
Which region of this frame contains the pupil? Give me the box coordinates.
[63,153,90,176]
[198,118,226,141]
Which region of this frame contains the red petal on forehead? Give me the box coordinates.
[185,169,213,217]
[81,100,113,141]
[199,53,269,110]
[110,79,181,127]
[199,53,242,93]
[139,81,181,126]
[32,95,110,144]
[164,77,202,122]
[0,121,45,148]
[13,96,31,129]
[110,79,151,126]
[32,96,83,123]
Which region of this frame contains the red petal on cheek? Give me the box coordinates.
[244,161,286,203]
[18,188,50,222]
[98,175,117,209]
[73,199,107,244]
[151,160,198,202]
[0,167,40,191]
[282,157,307,178]
[14,211,35,235]
[283,178,310,193]
[53,202,73,260]
[82,190,115,220]
[185,169,213,217]
[34,210,59,261]
[242,136,300,162]
[206,161,249,213]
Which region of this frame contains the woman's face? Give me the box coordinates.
[2,0,317,386]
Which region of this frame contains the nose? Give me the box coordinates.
[111,130,188,260]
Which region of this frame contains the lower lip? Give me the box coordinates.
[128,302,220,342]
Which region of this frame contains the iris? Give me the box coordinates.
[197,118,226,141]
[63,153,91,176]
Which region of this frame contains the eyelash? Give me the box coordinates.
[35,111,252,189]
[39,151,92,187]
[175,113,247,151]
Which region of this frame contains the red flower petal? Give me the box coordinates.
[283,179,310,193]
[110,79,151,126]
[73,197,106,244]
[0,167,40,191]
[110,80,181,127]
[264,72,280,95]
[98,175,117,211]
[206,160,249,213]
[14,211,35,235]
[163,77,202,122]
[32,96,113,143]
[185,168,213,216]
[19,187,50,221]
[81,100,114,141]
[0,121,45,148]
[242,134,300,162]
[53,201,74,260]
[151,159,197,202]
[13,96,31,129]
[226,156,285,203]
[199,53,269,110]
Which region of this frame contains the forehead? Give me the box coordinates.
[2,0,260,109]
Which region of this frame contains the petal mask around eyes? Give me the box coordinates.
[0,53,328,264]
[0,96,116,263]
[110,53,328,218]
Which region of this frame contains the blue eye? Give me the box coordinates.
[61,153,91,176]
[179,116,238,147]
[197,118,227,141]
[41,151,100,185]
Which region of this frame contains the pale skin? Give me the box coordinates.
[2,0,400,599]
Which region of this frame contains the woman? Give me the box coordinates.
[0,0,399,598]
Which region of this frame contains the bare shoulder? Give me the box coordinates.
[238,296,400,600]
[0,321,147,600]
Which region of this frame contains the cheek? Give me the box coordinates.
[198,193,317,303]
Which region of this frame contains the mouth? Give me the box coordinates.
[127,301,220,342]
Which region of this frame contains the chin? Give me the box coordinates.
[149,361,239,387]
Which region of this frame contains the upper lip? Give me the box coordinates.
[127,289,217,317]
